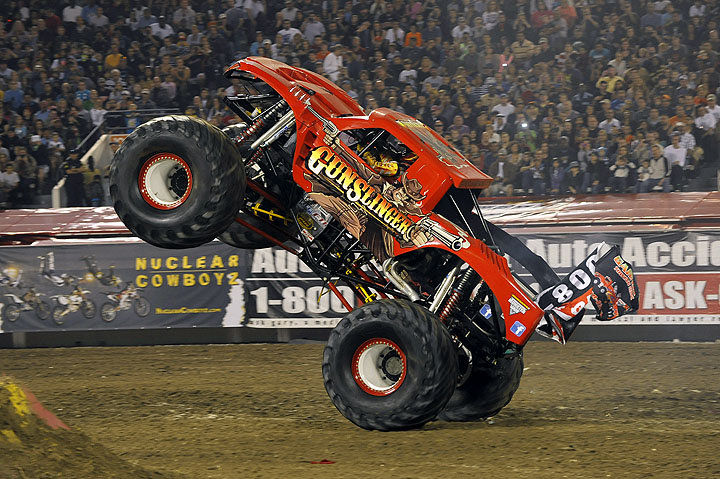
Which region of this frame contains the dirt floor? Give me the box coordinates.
[0,341,719,479]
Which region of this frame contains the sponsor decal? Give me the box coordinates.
[134,254,243,287]
[510,320,527,337]
[509,295,530,315]
[613,255,637,300]
[306,146,416,239]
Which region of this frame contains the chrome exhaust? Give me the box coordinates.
[382,258,420,302]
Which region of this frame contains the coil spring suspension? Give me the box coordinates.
[249,148,264,164]
[438,268,478,322]
[234,100,287,146]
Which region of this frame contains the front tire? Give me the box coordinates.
[134,297,150,317]
[323,299,457,431]
[110,115,245,249]
[4,304,20,322]
[101,303,117,322]
[438,335,523,422]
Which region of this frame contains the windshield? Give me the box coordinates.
[395,119,468,168]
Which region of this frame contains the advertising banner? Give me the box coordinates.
[0,241,353,333]
[1,230,718,332]
[0,242,248,332]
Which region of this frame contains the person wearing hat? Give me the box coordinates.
[532,37,554,63]
[385,173,426,216]
[137,88,157,109]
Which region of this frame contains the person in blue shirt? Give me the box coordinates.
[3,82,24,111]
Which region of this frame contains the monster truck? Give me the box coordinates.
[110,57,640,431]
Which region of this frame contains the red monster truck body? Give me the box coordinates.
[229,57,543,346]
[110,57,639,431]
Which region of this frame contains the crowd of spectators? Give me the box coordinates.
[1,0,719,208]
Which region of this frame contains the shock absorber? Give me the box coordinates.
[438,268,479,322]
[249,148,264,164]
[233,100,288,146]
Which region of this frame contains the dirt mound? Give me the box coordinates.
[0,377,183,479]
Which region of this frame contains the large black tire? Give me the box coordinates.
[323,299,458,431]
[438,335,523,422]
[110,115,245,249]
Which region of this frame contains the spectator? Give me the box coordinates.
[63,149,86,206]
[173,0,196,32]
[548,157,565,195]
[151,16,174,40]
[0,162,20,207]
[566,161,583,194]
[695,105,718,163]
[640,144,671,192]
[88,7,109,29]
[323,44,343,82]
[134,7,156,31]
[609,155,636,193]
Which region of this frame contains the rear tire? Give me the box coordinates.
[52,306,66,325]
[110,115,245,249]
[438,335,523,422]
[81,300,96,319]
[323,299,457,431]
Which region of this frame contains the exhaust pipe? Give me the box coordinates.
[382,258,420,302]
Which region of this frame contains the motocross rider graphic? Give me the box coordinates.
[38,252,76,287]
[82,255,122,288]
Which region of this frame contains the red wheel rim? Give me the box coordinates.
[138,153,193,210]
[352,338,407,396]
